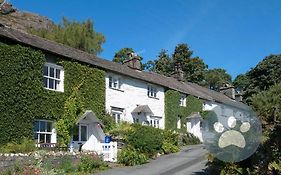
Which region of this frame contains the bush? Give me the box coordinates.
[117,147,148,166]
[0,137,36,153]
[162,130,179,146]
[180,133,201,146]
[78,154,108,173]
[127,124,163,157]
[162,141,180,154]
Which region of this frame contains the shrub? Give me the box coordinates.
[180,133,201,146]
[162,130,179,146]
[162,141,180,154]
[117,147,148,166]
[0,137,37,153]
[127,124,163,157]
[78,154,108,173]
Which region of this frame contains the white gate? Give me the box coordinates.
[101,142,118,162]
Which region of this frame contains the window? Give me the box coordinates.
[33,120,53,143]
[177,117,181,129]
[133,118,139,124]
[147,85,157,98]
[73,124,88,142]
[179,94,186,107]
[111,107,123,123]
[43,63,64,92]
[149,117,160,128]
[109,75,122,90]
[112,113,121,123]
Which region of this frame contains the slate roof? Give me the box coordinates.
[132,105,154,115]
[0,25,250,110]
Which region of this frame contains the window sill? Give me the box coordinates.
[109,87,124,92]
[44,87,64,93]
[148,96,159,100]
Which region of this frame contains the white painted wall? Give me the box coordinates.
[105,72,165,129]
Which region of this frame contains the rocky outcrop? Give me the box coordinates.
[0,2,55,33]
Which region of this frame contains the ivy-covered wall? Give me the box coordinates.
[0,42,106,146]
[165,89,203,131]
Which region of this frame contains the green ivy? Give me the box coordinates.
[0,42,106,146]
[164,89,202,131]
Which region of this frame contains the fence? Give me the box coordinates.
[101,142,117,162]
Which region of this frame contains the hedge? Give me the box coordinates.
[164,89,202,131]
[0,42,105,146]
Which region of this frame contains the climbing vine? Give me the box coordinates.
[0,42,106,146]
[165,89,203,131]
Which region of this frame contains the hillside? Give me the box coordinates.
[0,2,55,32]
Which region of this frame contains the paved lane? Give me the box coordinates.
[96,144,207,175]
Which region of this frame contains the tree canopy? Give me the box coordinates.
[112,48,135,64]
[204,68,232,91]
[29,17,105,55]
[233,54,281,100]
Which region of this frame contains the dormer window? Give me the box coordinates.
[43,63,64,92]
[109,75,122,90]
[179,94,186,107]
[147,85,157,98]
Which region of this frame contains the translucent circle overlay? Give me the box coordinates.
[202,106,262,162]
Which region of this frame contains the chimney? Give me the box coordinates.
[171,62,184,81]
[235,91,243,102]
[219,84,235,100]
[123,52,141,70]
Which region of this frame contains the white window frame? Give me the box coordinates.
[33,120,53,144]
[111,107,123,124]
[149,116,160,128]
[43,63,64,92]
[179,94,186,107]
[108,75,122,90]
[177,117,181,129]
[147,85,157,98]
[73,124,89,142]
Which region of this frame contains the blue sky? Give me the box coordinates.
[11,0,281,79]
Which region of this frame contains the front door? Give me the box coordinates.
[72,123,89,149]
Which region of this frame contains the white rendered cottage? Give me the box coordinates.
[105,56,165,129]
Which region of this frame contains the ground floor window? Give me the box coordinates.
[33,120,53,143]
[149,116,160,128]
[111,107,124,124]
[133,117,139,124]
[73,124,88,142]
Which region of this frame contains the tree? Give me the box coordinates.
[233,73,250,92]
[153,50,173,75]
[29,17,105,55]
[172,43,193,63]
[182,56,208,84]
[113,48,134,64]
[234,54,281,100]
[204,68,232,91]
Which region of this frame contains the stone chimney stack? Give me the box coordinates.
[171,62,184,82]
[235,92,243,102]
[123,52,141,70]
[219,84,235,100]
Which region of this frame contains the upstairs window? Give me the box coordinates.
[147,85,157,98]
[43,63,64,92]
[179,94,186,107]
[109,75,122,90]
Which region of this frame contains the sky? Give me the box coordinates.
[10,0,281,79]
